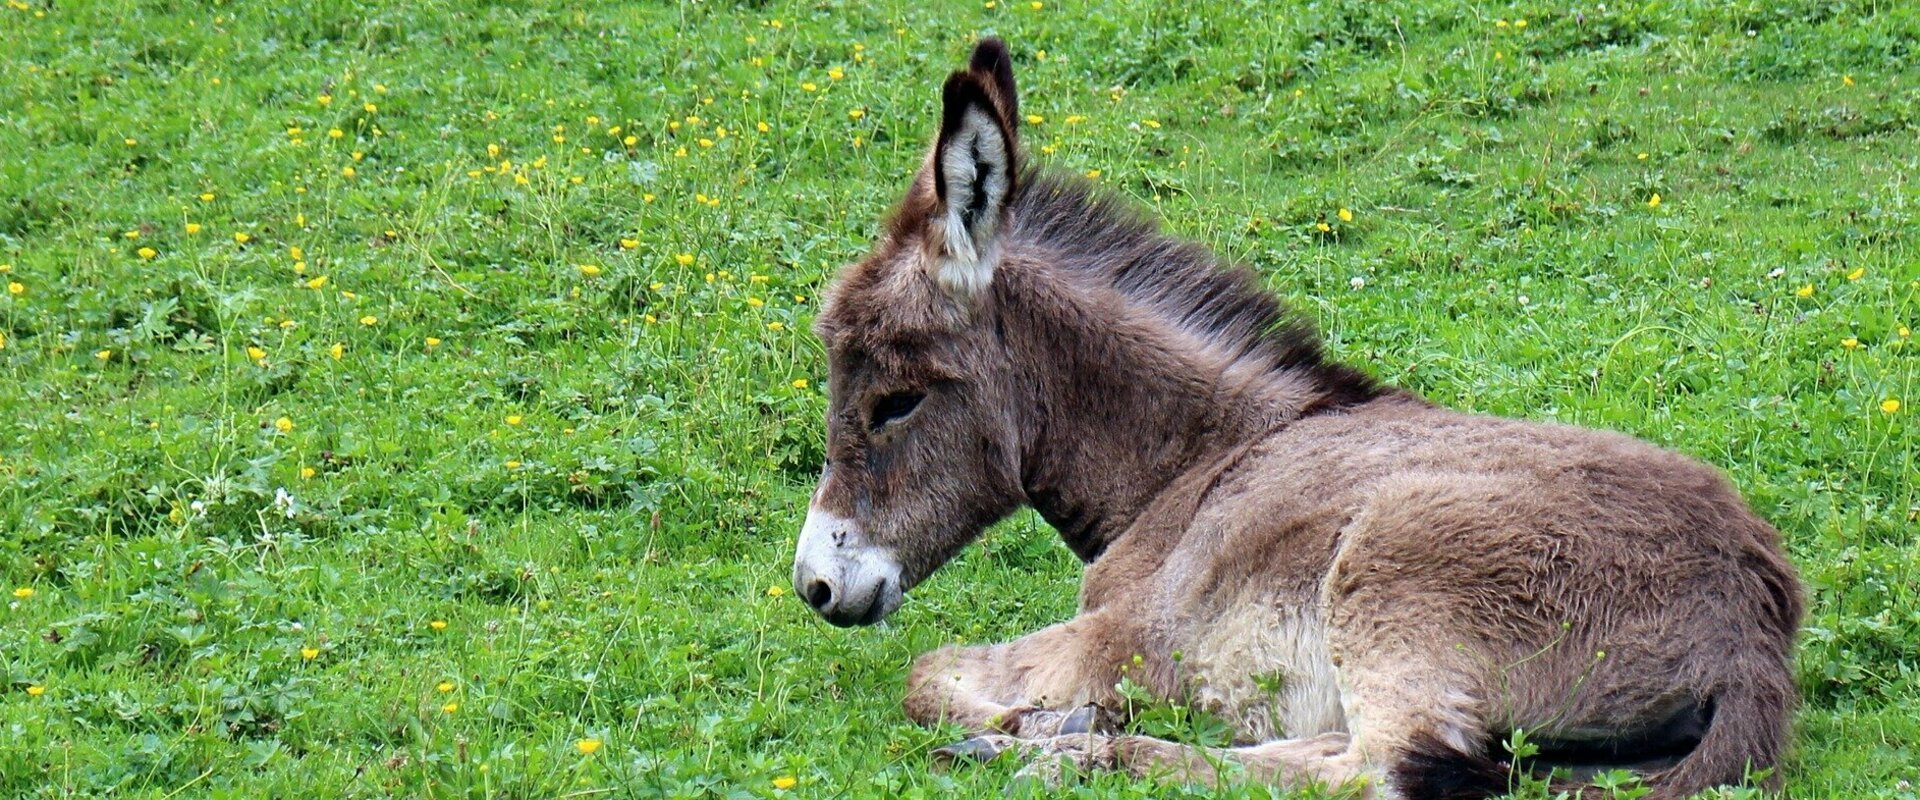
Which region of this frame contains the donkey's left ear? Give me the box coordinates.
[931,37,1020,308]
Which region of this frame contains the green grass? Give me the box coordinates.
[1,0,1915,797]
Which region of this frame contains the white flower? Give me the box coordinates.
[1349,276,1366,290]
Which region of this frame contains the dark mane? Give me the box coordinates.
[1007,169,1383,412]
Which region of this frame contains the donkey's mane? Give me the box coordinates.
[1008,169,1382,410]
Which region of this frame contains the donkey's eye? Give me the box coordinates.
[869,392,925,431]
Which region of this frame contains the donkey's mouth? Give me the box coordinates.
[825,578,900,628]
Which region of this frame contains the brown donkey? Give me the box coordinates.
[791,38,1803,799]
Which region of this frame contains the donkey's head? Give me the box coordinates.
[792,38,1029,626]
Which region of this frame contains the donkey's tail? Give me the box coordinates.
[1392,663,1794,800]
[1635,663,1795,800]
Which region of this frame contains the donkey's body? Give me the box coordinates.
[794,39,1801,799]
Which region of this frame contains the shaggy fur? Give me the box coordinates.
[793,38,1803,800]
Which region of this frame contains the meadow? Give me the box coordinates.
[1,0,1916,797]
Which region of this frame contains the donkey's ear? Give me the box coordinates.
[930,39,1020,308]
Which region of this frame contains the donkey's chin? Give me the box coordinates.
[830,579,904,628]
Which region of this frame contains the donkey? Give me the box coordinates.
[791,38,1803,799]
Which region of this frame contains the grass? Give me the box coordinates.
[0,0,1915,797]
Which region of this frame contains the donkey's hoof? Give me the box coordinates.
[931,735,1007,766]
[1057,703,1116,736]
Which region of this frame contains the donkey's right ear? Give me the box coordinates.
[930,40,1020,309]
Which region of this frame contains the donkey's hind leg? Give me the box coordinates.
[935,731,1365,791]
[905,612,1131,740]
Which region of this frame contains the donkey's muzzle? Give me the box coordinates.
[792,507,905,627]
[796,569,892,627]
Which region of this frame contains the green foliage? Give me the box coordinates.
[0,0,1915,797]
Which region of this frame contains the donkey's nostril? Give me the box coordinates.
[804,578,835,612]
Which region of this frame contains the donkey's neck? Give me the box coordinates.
[997,260,1343,562]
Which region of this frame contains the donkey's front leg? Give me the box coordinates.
[904,613,1130,740]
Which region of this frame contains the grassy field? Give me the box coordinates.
[1,0,1916,797]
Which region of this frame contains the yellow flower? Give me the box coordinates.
[1338,207,1354,222]
[359,315,378,326]
[746,297,764,308]
[1514,18,1527,28]
[318,94,333,106]
[1142,119,1161,129]
[341,166,357,178]
[301,466,317,479]
[1843,74,1855,87]
[1316,221,1332,233]
[248,346,267,362]
[95,349,112,361]
[801,82,818,92]
[5,282,20,295]
[429,619,448,631]
[307,276,329,290]
[1496,18,1509,27]
[642,193,656,203]
[426,337,443,347]
[767,322,785,331]
[328,343,344,360]
[1847,267,1865,281]
[1882,399,1901,414]
[1030,0,1043,8]
[290,245,304,260]
[576,738,603,755]
[25,686,45,697]
[506,414,524,426]
[1794,284,1813,298]
[1899,326,1911,339]
[11,587,32,599]
[1841,337,1860,350]
[579,264,603,277]
[772,776,797,790]
[698,138,714,148]
[442,702,459,714]
[791,379,809,389]
[1647,193,1662,208]
[1085,169,1101,179]
[505,460,522,469]
[676,253,695,266]
[757,121,771,133]
[1025,114,1044,125]
[137,247,157,260]
[437,681,455,693]
[275,416,294,433]
[363,102,377,113]
[328,128,344,139]
[233,232,251,244]
[200,192,216,202]
[185,222,203,234]
[849,108,866,120]
[1637,152,1649,160]
[301,647,320,660]
[623,135,638,147]
[124,230,141,239]
[767,584,786,597]
[619,238,639,250]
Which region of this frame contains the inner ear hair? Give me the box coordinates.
[931,72,1018,308]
